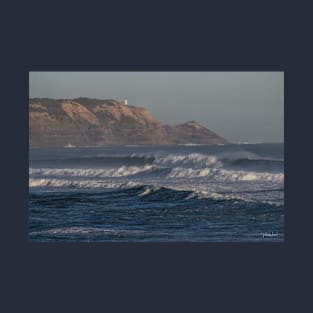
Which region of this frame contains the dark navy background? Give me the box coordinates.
[2,1,312,313]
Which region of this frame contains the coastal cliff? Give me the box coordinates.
[29,97,228,147]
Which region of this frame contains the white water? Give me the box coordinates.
[29,145,284,205]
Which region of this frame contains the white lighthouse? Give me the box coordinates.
[124,98,128,106]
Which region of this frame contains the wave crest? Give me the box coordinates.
[30,165,158,178]
[29,178,140,189]
[152,151,283,172]
[167,167,283,182]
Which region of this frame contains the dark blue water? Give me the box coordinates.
[29,143,284,242]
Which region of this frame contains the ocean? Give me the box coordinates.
[29,143,284,242]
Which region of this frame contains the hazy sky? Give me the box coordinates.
[29,72,284,142]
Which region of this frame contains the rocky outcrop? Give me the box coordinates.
[29,98,228,147]
[164,121,227,144]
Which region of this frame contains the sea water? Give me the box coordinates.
[29,143,284,242]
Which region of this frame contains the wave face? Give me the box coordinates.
[29,143,284,242]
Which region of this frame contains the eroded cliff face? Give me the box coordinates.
[29,98,228,147]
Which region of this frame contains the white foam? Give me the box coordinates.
[155,153,222,168]
[152,151,271,168]
[29,176,283,205]
[166,167,283,182]
[29,165,156,178]
[262,232,279,238]
[30,226,146,236]
[138,185,161,196]
[112,165,156,177]
[185,191,228,200]
[177,143,207,146]
[184,189,283,206]
[29,178,140,189]
[29,150,284,204]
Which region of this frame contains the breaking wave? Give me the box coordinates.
[29,178,140,189]
[31,155,155,166]
[139,151,283,172]
[29,149,284,204]
[30,165,158,178]
[29,163,283,182]
[29,145,284,242]
[29,179,283,208]
[167,167,283,182]
[31,151,283,172]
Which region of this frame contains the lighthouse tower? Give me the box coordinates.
[124,98,128,106]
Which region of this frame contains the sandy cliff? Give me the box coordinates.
[29,98,228,147]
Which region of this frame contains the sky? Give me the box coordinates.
[29,72,284,143]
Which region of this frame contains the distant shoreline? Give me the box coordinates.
[29,142,284,149]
